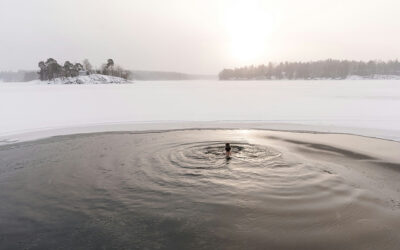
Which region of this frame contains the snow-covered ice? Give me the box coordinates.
[0,80,400,143]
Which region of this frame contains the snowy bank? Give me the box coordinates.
[36,74,131,84]
[346,74,400,80]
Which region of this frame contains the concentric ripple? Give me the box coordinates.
[0,130,399,250]
[167,141,281,169]
[135,139,362,216]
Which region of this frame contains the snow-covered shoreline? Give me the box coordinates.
[1,80,400,144]
[346,74,400,80]
[34,74,131,84]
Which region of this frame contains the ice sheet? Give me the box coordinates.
[1,80,399,143]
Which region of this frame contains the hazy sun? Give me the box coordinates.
[224,0,274,63]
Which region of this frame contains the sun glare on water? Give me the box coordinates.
[224,0,275,64]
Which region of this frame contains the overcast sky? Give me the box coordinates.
[0,0,399,74]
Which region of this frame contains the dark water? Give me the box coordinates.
[0,130,399,250]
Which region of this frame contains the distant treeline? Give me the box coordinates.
[37,58,130,81]
[130,70,215,81]
[219,59,400,80]
[131,70,190,80]
[0,70,38,82]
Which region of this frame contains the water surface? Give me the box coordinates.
[0,130,399,249]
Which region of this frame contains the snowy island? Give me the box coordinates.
[36,58,131,84]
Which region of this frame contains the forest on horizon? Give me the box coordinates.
[219,59,400,80]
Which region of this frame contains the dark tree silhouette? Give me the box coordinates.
[107,59,114,68]
[63,61,73,77]
[102,59,115,75]
[38,61,46,80]
[45,58,62,80]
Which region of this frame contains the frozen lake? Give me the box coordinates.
[0,80,400,142]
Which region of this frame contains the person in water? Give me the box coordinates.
[225,143,232,158]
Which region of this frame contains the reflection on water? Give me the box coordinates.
[0,130,399,249]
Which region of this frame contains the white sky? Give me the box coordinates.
[0,0,399,74]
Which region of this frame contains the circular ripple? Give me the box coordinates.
[167,141,282,170]
[134,140,355,211]
[130,139,370,228]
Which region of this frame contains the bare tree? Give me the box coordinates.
[82,59,92,74]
